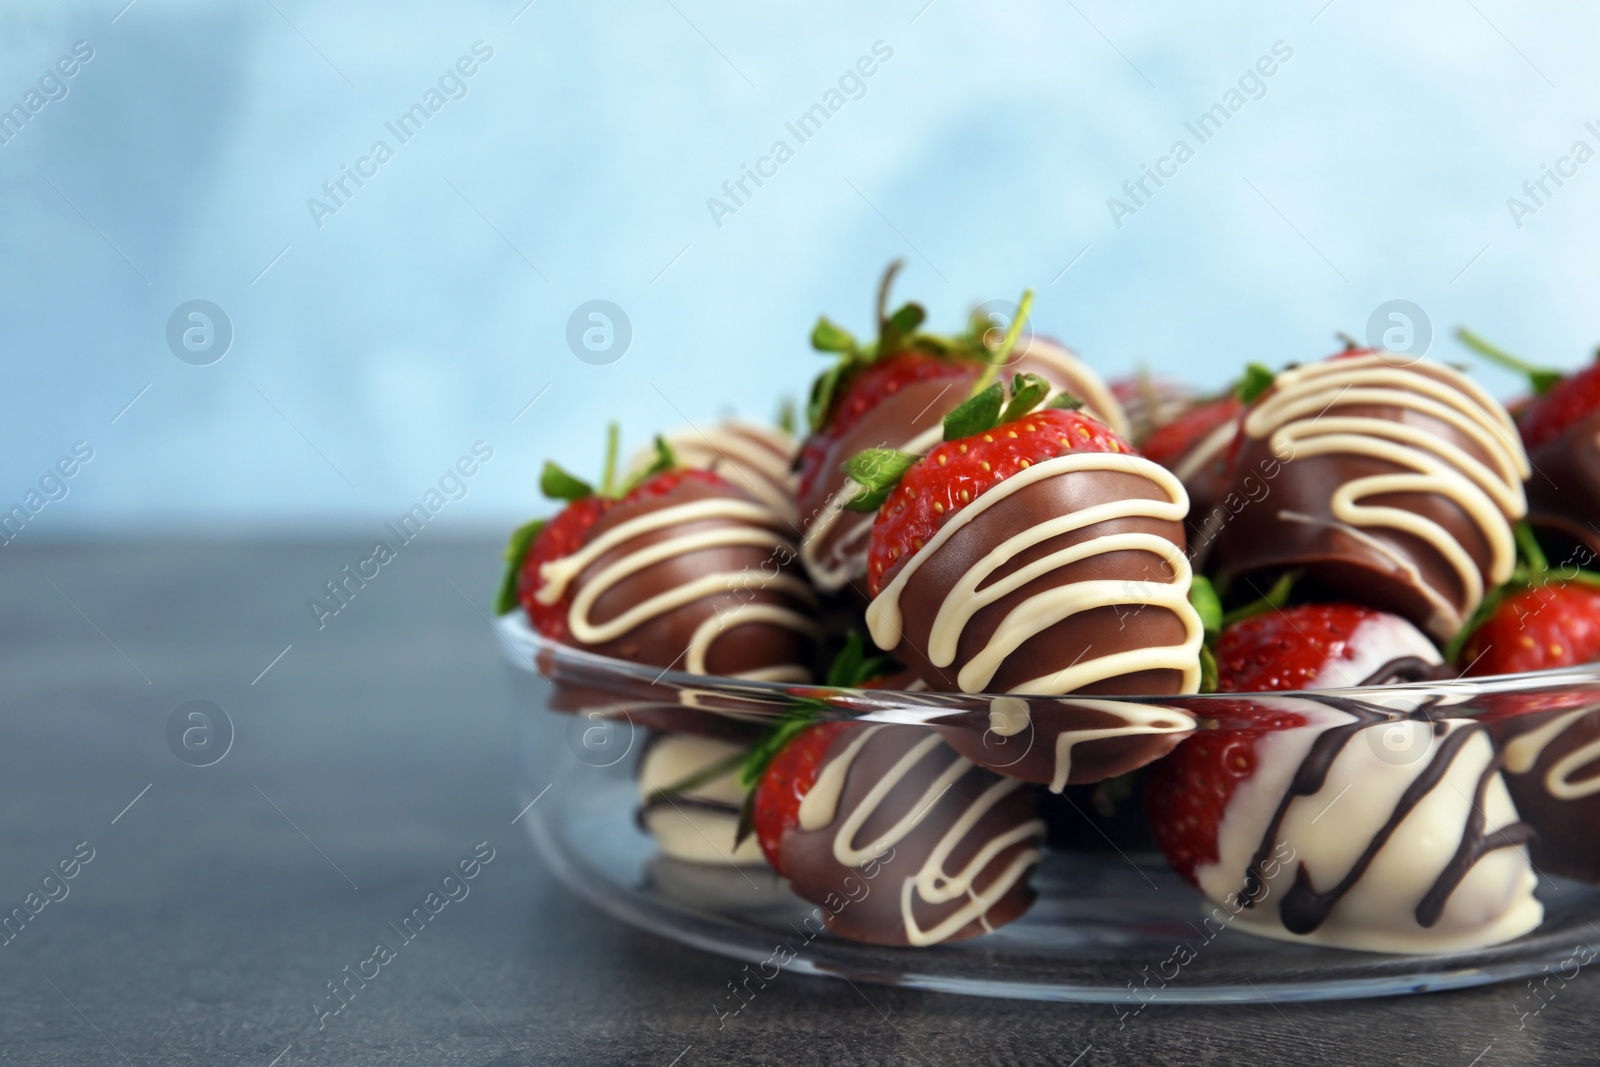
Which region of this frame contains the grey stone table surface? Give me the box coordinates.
[1,537,1594,1066]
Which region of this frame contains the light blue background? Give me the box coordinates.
[4,0,1598,533]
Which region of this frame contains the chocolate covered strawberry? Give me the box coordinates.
[1143,705,1308,884]
[797,268,1125,598]
[498,426,818,680]
[1207,349,1530,643]
[1215,603,1443,692]
[1459,328,1600,560]
[1145,705,1541,952]
[853,367,1203,695]
[747,720,1044,946]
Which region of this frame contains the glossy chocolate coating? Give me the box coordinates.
[571,475,815,676]
[1207,363,1522,641]
[798,340,1125,598]
[779,724,1043,946]
[1483,699,1600,883]
[888,467,1193,695]
[797,366,969,603]
[935,697,1194,789]
[1526,409,1600,563]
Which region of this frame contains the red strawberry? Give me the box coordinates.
[516,496,610,641]
[865,406,1129,597]
[1460,582,1600,675]
[1518,363,1600,449]
[750,721,852,872]
[797,353,978,502]
[1143,706,1307,885]
[1140,394,1242,471]
[516,468,734,640]
[1215,603,1442,692]
[499,424,704,640]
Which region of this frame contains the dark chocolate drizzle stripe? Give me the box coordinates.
[1239,714,1533,935]
[633,796,743,832]
[1356,656,1447,686]
[1239,716,1375,908]
[1413,754,1536,928]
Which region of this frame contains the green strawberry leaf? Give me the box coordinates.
[1234,363,1276,405]
[943,381,1005,441]
[1047,393,1085,411]
[619,436,678,496]
[540,462,594,502]
[812,316,858,353]
[1000,373,1053,424]
[495,518,547,615]
[644,748,749,806]
[1219,571,1298,630]
[807,361,848,433]
[777,398,797,437]
[1188,575,1223,638]
[1198,644,1219,694]
[886,302,926,339]
[841,448,920,512]
[826,631,893,688]
[738,710,821,792]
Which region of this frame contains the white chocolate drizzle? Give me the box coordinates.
[801,425,942,593]
[1171,415,1240,484]
[1048,699,1193,793]
[796,725,1045,947]
[982,697,1194,790]
[634,421,797,523]
[1243,354,1529,636]
[1199,709,1542,953]
[537,496,818,679]
[801,345,1125,594]
[866,452,1204,695]
[1502,707,1600,800]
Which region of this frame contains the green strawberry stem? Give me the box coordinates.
[1455,328,1563,396]
[877,259,904,332]
[971,290,1034,396]
[599,422,620,496]
[1514,520,1549,579]
[645,748,749,806]
[1198,644,1219,693]
[1219,571,1297,629]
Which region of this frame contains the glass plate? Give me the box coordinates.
[497,613,1600,1004]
